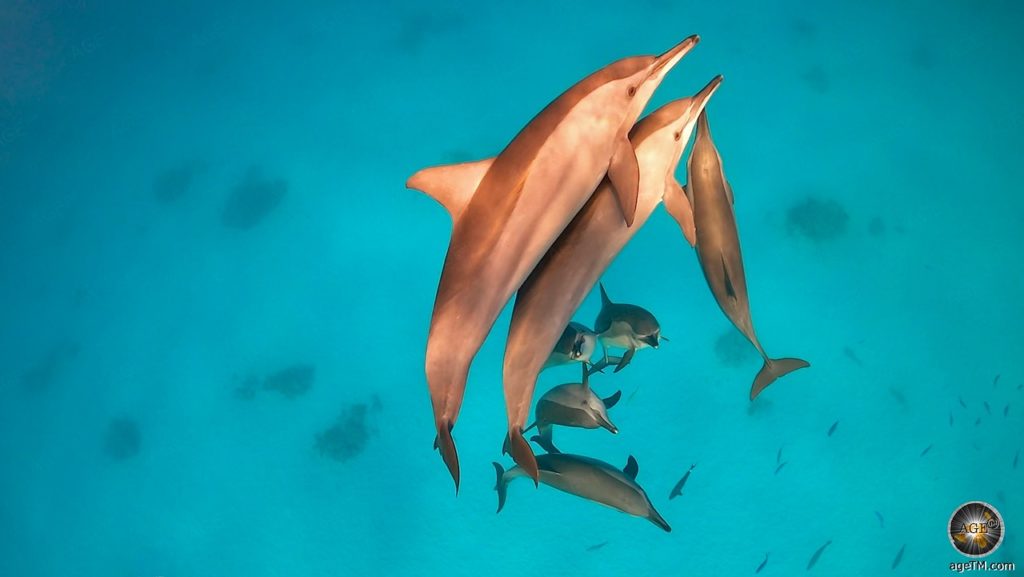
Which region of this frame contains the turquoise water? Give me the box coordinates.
[1,1,1022,575]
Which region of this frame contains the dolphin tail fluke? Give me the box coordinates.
[751,357,810,400]
[433,421,461,493]
[492,462,508,513]
[508,428,539,485]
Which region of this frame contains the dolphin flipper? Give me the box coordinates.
[608,137,640,226]
[751,357,810,400]
[602,390,622,409]
[664,180,697,247]
[406,158,495,222]
[613,347,636,373]
[530,424,561,454]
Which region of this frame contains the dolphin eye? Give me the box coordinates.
[674,131,682,141]
[627,86,636,97]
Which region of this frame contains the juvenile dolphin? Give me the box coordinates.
[408,36,700,490]
[594,283,663,372]
[545,322,599,369]
[526,365,621,453]
[493,453,671,532]
[500,83,720,479]
[679,108,809,400]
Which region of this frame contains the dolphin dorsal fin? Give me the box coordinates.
[406,158,495,222]
[663,179,696,247]
[623,455,639,480]
[725,180,735,205]
[599,283,613,307]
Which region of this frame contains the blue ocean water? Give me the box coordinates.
[1,1,1022,575]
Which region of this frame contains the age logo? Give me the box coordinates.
[949,501,1005,557]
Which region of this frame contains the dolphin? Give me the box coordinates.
[526,364,621,453]
[492,453,671,532]
[407,36,699,490]
[594,283,663,372]
[544,322,599,369]
[679,108,809,401]
[500,82,720,479]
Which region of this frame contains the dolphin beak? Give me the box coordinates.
[648,35,699,80]
[642,334,660,349]
[691,74,724,113]
[649,508,672,532]
[597,413,618,434]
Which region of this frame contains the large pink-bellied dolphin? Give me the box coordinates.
[407,36,700,491]
[678,108,809,400]
[500,78,722,482]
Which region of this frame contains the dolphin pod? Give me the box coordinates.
[408,32,808,532]
[501,80,720,477]
[408,36,699,489]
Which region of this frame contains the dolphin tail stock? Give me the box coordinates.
[433,420,461,493]
[502,422,537,455]
[530,425,561,454]
[492,462,508,514]
[750,357,810,400]
[507,427,540,485]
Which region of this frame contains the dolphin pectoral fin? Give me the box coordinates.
[613,348,635,373]
[406,157,495,222]
[663,180,697,247]
[434,421,461,493]
[508,428,539,485]
[602,390,622,410]
[608,138,640,226]
[580,362,590,391]
[751,357,810,400]
[492,462,508,513]
[530,425,560,454]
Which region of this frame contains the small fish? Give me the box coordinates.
[586,541,609,552]
[806,540,832,571]
[959,396,967,408]
[994,374,1001,387]
[874,510,885,528]
[984,401,991,415]
[777,447,783,464]
[755,552,769,574]
[949,411,954,427]
[1018,383,1023,391]
[627,387,640,404]
[827,420,839,437]
[775,461,788,475]
[891,544,906,569]
[669,463,697,500]
[1013,450,1019,470]
[975,417,982,426]
[920,444,933,457]
[843,346,864,367]
[1004,404,1010,417]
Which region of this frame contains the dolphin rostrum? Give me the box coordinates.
[544,322,599,369]
[677,108,809,400]
[493,453,671,532]
[526,364,621,453]
[408,36,700,489]
[500,82,720,480]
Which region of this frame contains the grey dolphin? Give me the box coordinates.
[492,453,671,532]
[526,365,621,453]
[408,36,700,489]
[500,83,720,480]
[544,322,599,369]
[594,283,663,372]
[679,108,809,400]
